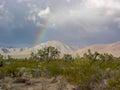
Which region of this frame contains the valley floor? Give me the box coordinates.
[0,77,75,90]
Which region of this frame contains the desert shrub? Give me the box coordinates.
[0,49,120,89]
[62,54,73,61]
[0,59,38,76]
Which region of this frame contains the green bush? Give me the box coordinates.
[0,49,120,89]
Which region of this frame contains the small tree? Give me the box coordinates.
[30,52,38,60]
[0,54,4,67]
[37,46,60,61]
[63,54,73,61]
[87,49,93,60]
[93,51,100,61]
[7,55,12,60]
[37,49,46,60]
[0,54,3,60]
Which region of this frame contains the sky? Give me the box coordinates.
[0,0,120,47]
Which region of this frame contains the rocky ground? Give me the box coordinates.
[0,76,76,90]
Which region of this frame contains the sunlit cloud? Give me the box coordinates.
[47,0,120,33]
[38,7,51,18]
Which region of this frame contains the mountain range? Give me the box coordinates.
[0,41,120,58]
[75,42,120,57]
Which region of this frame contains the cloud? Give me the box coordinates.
[0,3,4,9]
[38,7,50,18]
[0,2,15,30]
[85,0,120,9]
[48,0,120,32]
[26,6,51,27]
[66,0,71,3]
[0,0,120,47]
[17,0,32,3]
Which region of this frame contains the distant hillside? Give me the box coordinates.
[75,42,120,57]
[0,41,120,58]
[0,41,73,58]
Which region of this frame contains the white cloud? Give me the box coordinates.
[66,0,71,3]
[26,15,36,23]
[49,0,120,32]
[38,7,50,18]
[26,6,51,27]
[17,0,23,3]
[85,0,120,9]
[25,5,40,22]
[17,0,32,3]
[0,2,15,30]
[0,4,4,9]
[85,0,120,17]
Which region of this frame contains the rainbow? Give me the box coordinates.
[34,6,63,45]
[35,17,52,45]
[34,2,79,45]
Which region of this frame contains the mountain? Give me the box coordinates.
[0,41,120,58]
[0,41,73,58]
[75,42,120,57]
[32,41,73,54]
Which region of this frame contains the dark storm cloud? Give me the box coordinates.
[0,0,120,47]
